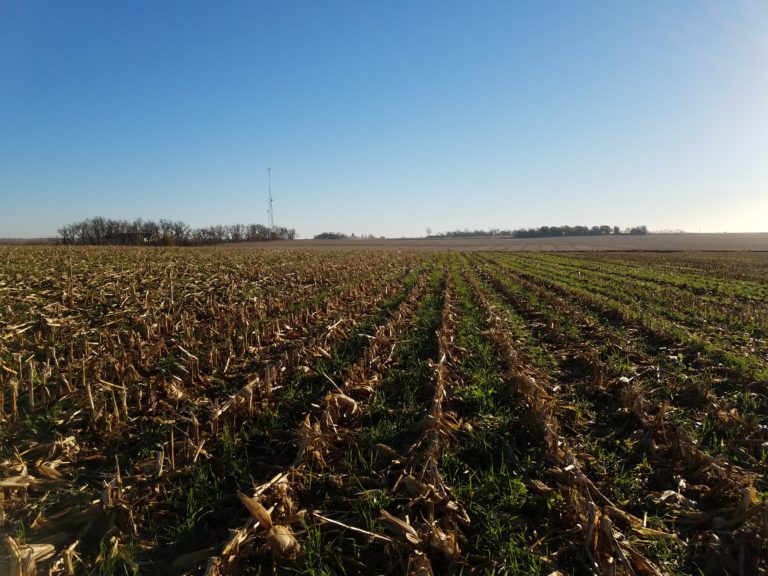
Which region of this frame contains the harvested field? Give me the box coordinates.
[234,233,768,252]
[1,246,766,575]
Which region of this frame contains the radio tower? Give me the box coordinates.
[267,168,275,237]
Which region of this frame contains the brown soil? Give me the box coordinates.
[232,233,768,251]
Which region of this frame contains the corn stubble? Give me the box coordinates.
[1,247,766,575]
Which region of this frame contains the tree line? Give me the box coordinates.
[57,217,296,246]
[312,232,385,240]
[428,225,648,239]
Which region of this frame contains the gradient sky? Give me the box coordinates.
[1,1,767,238]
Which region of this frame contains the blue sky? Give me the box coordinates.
[1,1,767,238]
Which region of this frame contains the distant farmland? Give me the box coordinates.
[1,246,766,574]
[237,232,768,252]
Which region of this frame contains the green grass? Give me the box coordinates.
[358,262,445,452]
[437,258,546,574]
[281,263,447,573]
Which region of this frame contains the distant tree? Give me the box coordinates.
[172,221,190,244]
[141,220,160,243]
[228,224,245,243]
[159,219,175,245]
[89,216,106,244]
[57,224,75,245]
[314,232,348,240]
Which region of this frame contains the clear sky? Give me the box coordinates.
[1,1,767,238]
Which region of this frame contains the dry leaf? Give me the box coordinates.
[266,525,299,558]
[378,509,421,544]
[237,492,272,529]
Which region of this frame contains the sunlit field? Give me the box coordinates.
[1,247,766,575]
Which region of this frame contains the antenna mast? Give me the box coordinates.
[267,168,275,236]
